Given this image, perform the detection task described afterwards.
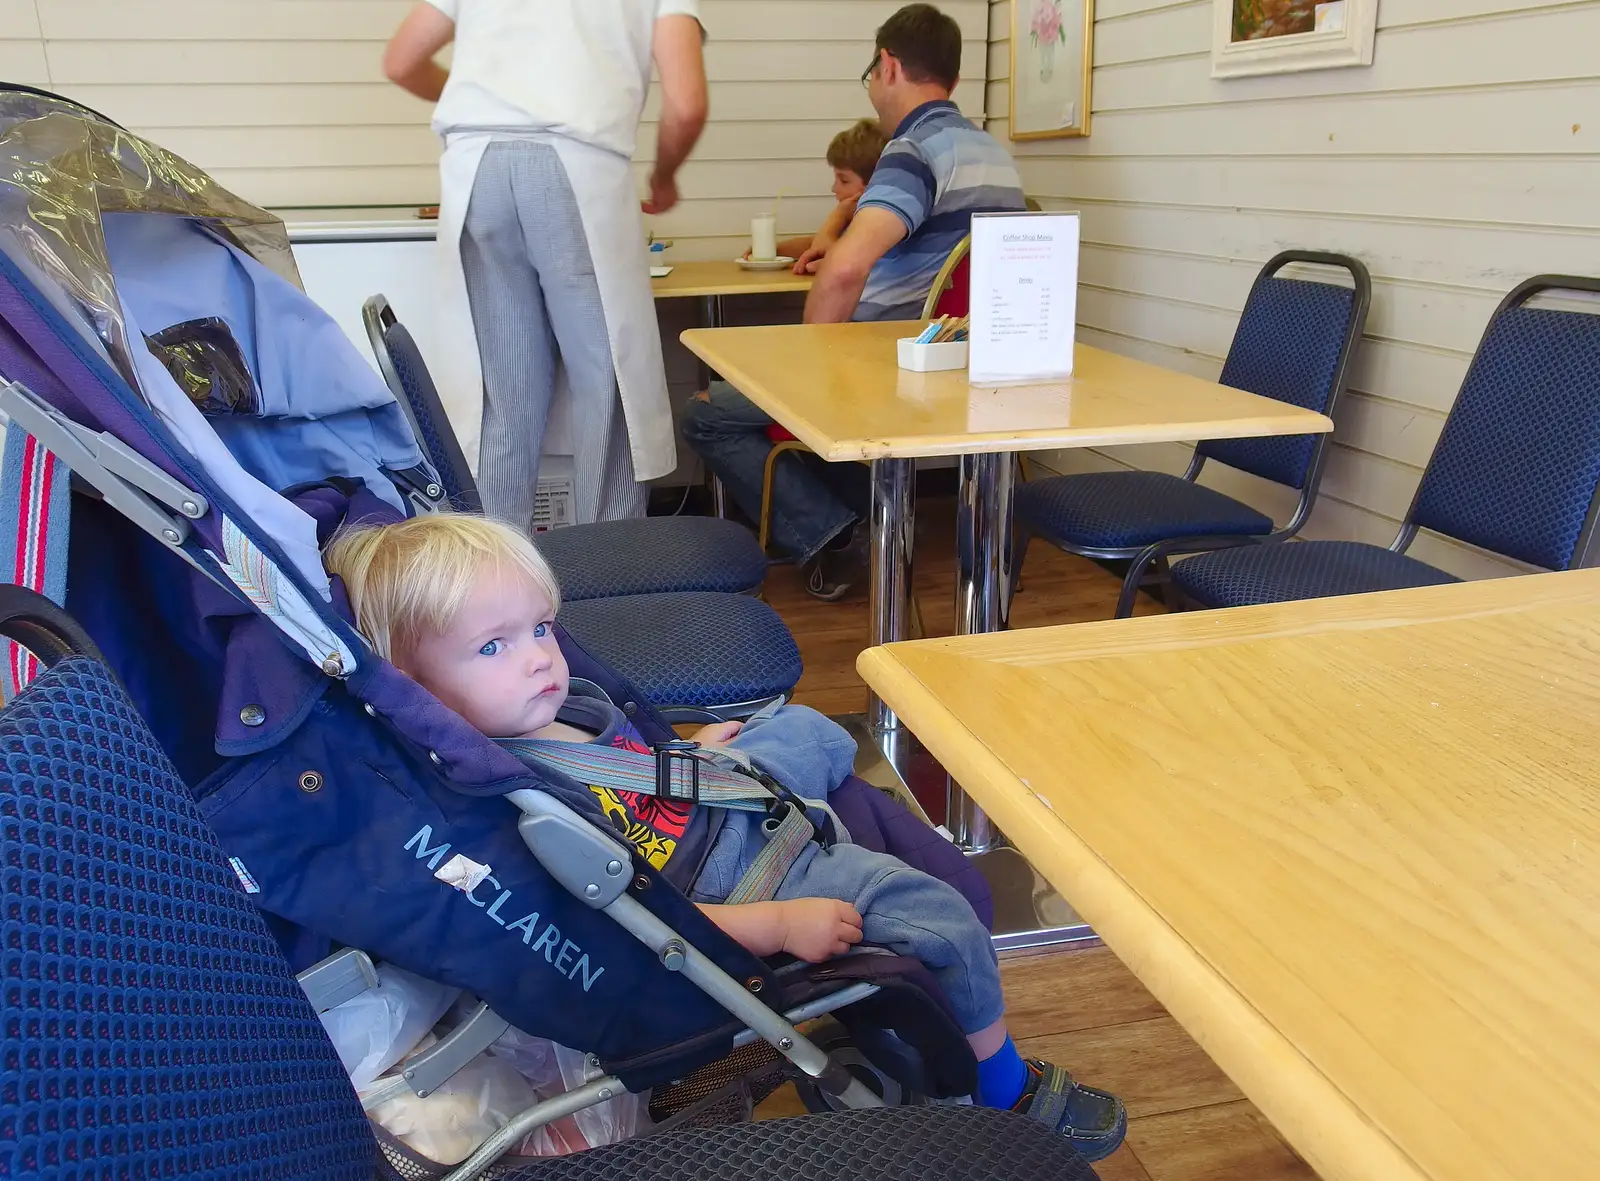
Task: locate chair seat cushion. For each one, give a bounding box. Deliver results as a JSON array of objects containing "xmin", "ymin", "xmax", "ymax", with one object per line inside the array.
[
  {"xmin": 1172, "ymin": 540, "xmax": 1461, "ymax": 608},
  {"xmin": 1016, "ymin": 471, "xmax": 1274, "ymax": 551},
  {"xmin": 497, "ymin": 1106, "xmax": 1096, "ymax": 1181},
  {"xmin": 536, "ymin": 517, "xmax": 769, "ymax": 601},
  {"xmin": 557, "ymin": 591, "xmax": 802, "ymax": 708}
]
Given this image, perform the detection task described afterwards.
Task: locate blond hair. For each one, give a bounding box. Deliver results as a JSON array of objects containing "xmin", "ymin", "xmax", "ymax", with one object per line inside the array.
[
  {"xmin": 826, "ymin": 118, "xmax": 887, "ymax": 182},
  {"xmin": 324, "ymin": 513, "xmax": 561, "ymax": 663}
]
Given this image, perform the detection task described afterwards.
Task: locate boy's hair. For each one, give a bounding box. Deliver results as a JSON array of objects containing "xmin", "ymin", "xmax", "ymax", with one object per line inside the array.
[
  {"xmin": 324, "ymin": 513, "xmax": 561, "ymax": 664},
  {"xmin": 875, "ymin": 3, "xmax": 962, "ymax": 91},
  {"xmin": 826, "ymin": 119, "xmax": 888, "ymax": 181}
]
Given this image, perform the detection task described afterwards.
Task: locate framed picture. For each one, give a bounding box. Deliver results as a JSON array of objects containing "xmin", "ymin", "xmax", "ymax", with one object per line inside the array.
[
  {"xmin": 1009, "ymin": 0, "xmax": 1094, "ymax": 140},
  {"xmin": 1212, "ymin": 0, "xmax": 1379, "ymax": 79}
]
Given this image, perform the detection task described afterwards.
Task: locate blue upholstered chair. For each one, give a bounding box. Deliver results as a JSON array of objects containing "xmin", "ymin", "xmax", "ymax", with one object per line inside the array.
[
  {"xmin": 361, "ymin": 295, "xmax": 769, "ymax": 601},
  {"xmin": 0, "ymin": 586, "xmax": 1095, "ymax": 1181},
  {"xmin": 1170, "ymin": 274, "xmax": 1600, "ymax": 609},
  {"xmin": 360, "ymin": 296, "xmax": 798, "ymax": 717},
  {"xmin": 1012, "ymin": 252, "xmax": 1370, "ymax": 618}
]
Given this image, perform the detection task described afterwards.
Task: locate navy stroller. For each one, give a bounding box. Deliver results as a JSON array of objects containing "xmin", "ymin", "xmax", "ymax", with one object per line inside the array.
[
  {"xmin": 0, "ymin": 85, "xmax": 1082, "ymax": 1178},
  {"xmin": 0, "ymin": 582, "xmax": 1099, "ymax": 1180}
]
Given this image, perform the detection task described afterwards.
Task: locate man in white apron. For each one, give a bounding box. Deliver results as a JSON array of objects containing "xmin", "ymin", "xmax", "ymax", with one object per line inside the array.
[{"xmin": 382, "ymin": 0, "xmax": 708, "ymax": 525}]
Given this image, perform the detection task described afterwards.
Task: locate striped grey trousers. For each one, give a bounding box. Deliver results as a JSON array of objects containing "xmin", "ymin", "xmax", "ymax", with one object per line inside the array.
[{"xmin": 460, "ymin": 139, "xmax": 648, "ymax": 527}]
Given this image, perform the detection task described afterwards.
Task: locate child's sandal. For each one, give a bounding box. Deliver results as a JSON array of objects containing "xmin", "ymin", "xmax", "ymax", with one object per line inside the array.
[{"xmin": 1011, "ymin": 1059, "xmax": 1128, "ymax": 1163}]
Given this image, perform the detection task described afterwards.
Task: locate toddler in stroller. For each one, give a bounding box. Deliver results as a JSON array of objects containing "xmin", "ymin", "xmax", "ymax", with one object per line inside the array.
[{"xmin": 325, "ymin": 511, "xmax": 1127, "ymax": 1161}]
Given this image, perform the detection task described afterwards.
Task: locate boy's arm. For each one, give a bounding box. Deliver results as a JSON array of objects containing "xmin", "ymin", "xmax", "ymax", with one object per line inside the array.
[
  {"xmin": 771, "ymin": 235, "xmax": 814, "ymax": 260},
  {"xmin": 382, "ymin": 2, "xmax": 454, "ymax": 101},
  {"xmin": 793, "ymin": 197, "xmax": 859, "ymax": 273},
  {"xmin": 697, "ymin": 898, "xmax": 863, "ymax": 961}
]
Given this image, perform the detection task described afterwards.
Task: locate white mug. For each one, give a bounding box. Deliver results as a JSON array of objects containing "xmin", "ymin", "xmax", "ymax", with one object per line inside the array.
[{"xmin": 750, "ymin": 214, "xmax": 778, "ymax": 261}]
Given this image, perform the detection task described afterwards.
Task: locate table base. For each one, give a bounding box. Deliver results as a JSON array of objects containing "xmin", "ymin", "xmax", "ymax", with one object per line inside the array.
[{"xmin": 840, "ymin": 713, "xmax": 1096, "ymax": 953}]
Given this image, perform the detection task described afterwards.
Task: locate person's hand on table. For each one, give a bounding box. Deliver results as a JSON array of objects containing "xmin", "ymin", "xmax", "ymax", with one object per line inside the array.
[
  {"xmin": 794, "ymin": 246, "xmax": 825, "ymax": 274},
  {"xmin": 642, "ymin": 171, "xmax": 679, "ymax": 215}
]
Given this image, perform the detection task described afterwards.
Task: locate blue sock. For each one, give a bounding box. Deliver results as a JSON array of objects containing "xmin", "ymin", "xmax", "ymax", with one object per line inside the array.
[{"xmin": 974, "ymin": 1035, "xmax": 1029, "ymax": 1108}]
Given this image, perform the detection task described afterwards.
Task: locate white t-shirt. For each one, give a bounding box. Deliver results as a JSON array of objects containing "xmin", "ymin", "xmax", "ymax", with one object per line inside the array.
[{"xmin": 424, "ymin": 0, "xmax": 702, "ymax": 158}]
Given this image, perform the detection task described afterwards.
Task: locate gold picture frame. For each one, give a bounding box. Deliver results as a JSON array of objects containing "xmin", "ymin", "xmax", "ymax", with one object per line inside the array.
[{"xmin": 1009, "ymin": 0, "xmax": 1094, "ymax": 141}]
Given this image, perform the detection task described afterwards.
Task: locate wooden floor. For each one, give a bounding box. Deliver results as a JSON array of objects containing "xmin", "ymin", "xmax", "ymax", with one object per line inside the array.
[{"xmin": 749, "ymin": 498, "xmax": 1317, "ymax": 1180}]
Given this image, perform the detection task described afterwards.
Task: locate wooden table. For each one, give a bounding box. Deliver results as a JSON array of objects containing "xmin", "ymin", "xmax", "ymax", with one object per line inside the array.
[
  {"xmin": 858, "ymin": 569, "xmax": 1600, "ymax": 1181},
  {"xmin": 654, "ymin": 262, "xmax": 814, "ymax": 516},
  {"xmin": 682, "ymin": 319, "xmax": 1333, "ymax": 847},
  {"xmin": 650, "ymin": 260, "xmax": 813, "ymax": 302}
]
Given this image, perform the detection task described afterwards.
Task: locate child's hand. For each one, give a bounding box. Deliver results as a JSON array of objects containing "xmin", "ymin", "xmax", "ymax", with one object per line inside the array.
[
  {"xmin": 777, "ymin": 898, "xmax": 863, "ymax": 962},
  {"xmin": 692, "ymin": 720, "xmax": 744, "ymax": 748},
  {"xmin": 794, "ymin": 246, "xmax": 825, "ymax": 274}
]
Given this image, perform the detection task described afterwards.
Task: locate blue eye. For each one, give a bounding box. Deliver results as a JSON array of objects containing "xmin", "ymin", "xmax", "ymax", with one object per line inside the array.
[
  {"xmin": 478, "ymin": 639, "xmax": 503, "ymax": 657},
  {"xmin": 534, "ymin": 622, "xmax": 550, "ymax": 638}
]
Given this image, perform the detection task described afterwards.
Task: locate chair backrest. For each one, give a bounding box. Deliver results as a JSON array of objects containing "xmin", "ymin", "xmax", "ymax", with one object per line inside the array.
[
  {"xmin": 920, "ymin": 234, "xmax": 971, "ymax": 320},
  {"xmin": 1197, "ymin": 251, "xmax": 1371, "ymax": 493},
  {"xmin": 1403, "ymin": 275, "xmax": 1600, "ymax": 570},
  {"xmin": 361, "ymin": 295, "xmax": 482, "ymax": 512},
  {"xmin": 0, "ymin": 586, "xmax": 376, "ymax": 1179}
]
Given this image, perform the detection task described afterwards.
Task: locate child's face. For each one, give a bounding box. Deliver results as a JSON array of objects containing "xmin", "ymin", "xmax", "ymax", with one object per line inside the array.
[
  {"xmin": 400, "ymin": 563, "xmax": 570, "ymax": 740},
  {"xmin": 832, "ymin": 168, "xmax": 867, "ymax": 203}
]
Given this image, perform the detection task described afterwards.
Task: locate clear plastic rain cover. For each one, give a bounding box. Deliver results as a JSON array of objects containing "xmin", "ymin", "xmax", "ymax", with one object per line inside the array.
[{"xmin": 0, "ymin": 83, "xmax": 301, "ymax": 400}]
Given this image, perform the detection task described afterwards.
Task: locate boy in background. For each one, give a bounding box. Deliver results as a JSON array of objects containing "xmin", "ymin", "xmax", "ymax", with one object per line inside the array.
[{"xmin": 748, "ymin": 119, "xmax": 888, "ymax": 274}]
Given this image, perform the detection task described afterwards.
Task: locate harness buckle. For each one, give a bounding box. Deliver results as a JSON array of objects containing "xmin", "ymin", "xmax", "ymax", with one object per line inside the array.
[
  {"xmin": 653, "ymin": 740, "xmax": 702, "ymax": 804},
  {"xmin": 756, "ymin": 771, "xmax": 836, "ymax": 848}
]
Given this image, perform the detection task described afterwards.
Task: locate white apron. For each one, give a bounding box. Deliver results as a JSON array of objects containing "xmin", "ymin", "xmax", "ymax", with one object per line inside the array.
[{"xmin": 432, "ymin": 130, "xmax": 677, "ymax": 483}]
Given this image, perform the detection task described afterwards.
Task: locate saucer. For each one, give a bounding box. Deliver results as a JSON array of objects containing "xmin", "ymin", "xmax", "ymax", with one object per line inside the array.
[{"xmin": 737, "ymin": 256, "xmax": 796, "ymax": 271}]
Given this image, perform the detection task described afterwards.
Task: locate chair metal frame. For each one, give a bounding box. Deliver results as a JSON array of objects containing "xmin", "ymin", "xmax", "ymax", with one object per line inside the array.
[
  {"xmin": 1010, "ymin": 250, "xmax": 1373, "ymax": 619},
  {"xmin": 1156, "ymin": 273, "xmax": 1600, "ymax": 611},
  {"xmin": 358, "ymin": 295, "xmax": 795, "ymax": 721},
  {"xmin": 362, "ymin": 294, "xmax": 482, "ymax": 512},
  {"xmin": 754, "ymin": 235, "xmax": 974, "ymax": 555}
]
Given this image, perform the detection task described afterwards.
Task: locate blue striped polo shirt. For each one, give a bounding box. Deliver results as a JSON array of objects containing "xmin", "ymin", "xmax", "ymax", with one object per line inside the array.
[{"xmin": 855, "ymin": 100, "xmax": 1026, "ymax": 321}]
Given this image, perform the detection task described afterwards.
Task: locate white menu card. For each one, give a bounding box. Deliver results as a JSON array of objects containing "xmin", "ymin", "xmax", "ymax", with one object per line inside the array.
[{"xmin": 967, "ymin": 211, "xmax": 1080, "ymax": 385}]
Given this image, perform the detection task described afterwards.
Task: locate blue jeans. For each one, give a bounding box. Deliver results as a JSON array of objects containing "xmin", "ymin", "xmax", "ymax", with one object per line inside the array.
[
  {"xmin": 695, "ymin": 704, "xmax": 1002, "ymax": 1034},
  {"xmin": 691, "ymin": 813, "xmax": 1004, "ymax": 1034},
  {"xmin": 681, "ymin": 382, "xmax": 867, "ymax": 562}
]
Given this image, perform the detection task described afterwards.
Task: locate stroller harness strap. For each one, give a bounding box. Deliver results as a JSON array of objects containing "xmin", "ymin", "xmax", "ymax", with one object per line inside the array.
[
  {"xmin": 502, "ymin": 736, "xmax": 777, "ymax": 813},
  {"xmin": 502, "ymin": 737, "xmax": 822, "ymax": 904},
  {"xmin": 723, "ymin": 803, "xmax": 816, "ymax": 906}
]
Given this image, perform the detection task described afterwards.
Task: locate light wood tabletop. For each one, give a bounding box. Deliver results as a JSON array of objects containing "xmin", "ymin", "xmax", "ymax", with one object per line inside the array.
[
  {"xmin": 651, "ymin": 260, "xmax": 813, "ymax": 300},
  {"xmin": 680, "ymin": 320, "xmax": 1332, "ymax": 460},
  {"xmin": 858, "ymin": 569, "xmax": 1600, "ymax": 1181}
]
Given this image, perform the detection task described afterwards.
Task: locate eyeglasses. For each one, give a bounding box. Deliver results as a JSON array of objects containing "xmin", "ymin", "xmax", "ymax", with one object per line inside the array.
[{"xmin": 861, "ymin": 51, "xmax": 880, "ymax": 88}]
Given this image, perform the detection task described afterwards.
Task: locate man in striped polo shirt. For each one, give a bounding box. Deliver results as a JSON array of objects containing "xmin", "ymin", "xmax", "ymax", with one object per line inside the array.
[{"xmin": 683, "ymin": 3, "xmax": 1026, "ymax": 600}]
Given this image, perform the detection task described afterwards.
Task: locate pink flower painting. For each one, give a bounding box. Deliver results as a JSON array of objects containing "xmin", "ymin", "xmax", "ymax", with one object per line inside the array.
[{"xmin": 1028, "ymin": 0, "xmax": 1067, "ymax": 81}]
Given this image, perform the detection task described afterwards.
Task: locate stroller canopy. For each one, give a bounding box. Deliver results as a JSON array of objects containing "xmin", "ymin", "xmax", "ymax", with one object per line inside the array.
[
  {"xmin": 0, "ymin": 83, "xmax": 426, "ymax": 607},
  {"xmin": 0, "ymin": 83, "xmax": 299, "ymax": 390}
]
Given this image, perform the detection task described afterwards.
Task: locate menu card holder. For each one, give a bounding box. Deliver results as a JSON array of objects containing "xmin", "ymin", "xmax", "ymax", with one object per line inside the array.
[{"xmin": 968, "ymin": 211, "xmax": 1080, "ymax": 386}]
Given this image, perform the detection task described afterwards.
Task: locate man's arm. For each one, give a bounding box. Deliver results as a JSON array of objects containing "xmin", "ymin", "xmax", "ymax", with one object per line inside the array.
[
  {"xmin": 802, "ymin": 206, "xmax": 908, "ymax": 323},
  {"xmin": 382, "ymin": 3, "xmax": 454, "ymax": 101},
  {"xmin": 645, "ymin": 14, "xmax": 710, "ymax": 215}
]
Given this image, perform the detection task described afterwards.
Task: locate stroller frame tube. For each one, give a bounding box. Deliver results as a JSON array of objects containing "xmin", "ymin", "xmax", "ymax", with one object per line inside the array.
[
  {"xmin": 440, "ymin": 1073, "xmax": 630, "ymax": 1181},
  {"xmin": 602, "ymin": 891, "xmax": 884, "ymax": 1110},
  {"xmin": 430, "ymin": 976, "xmax": 887, "ymax": 1181}
]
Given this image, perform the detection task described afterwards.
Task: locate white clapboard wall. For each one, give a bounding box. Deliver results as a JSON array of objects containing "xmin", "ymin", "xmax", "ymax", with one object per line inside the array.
[
  {"xmin": 9, "ymin": 0, "xmax": 988, "ymax": 261},
  {"xmin": 988, "ymin": 0, "xmax": 1600, "ymax": 580}
]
